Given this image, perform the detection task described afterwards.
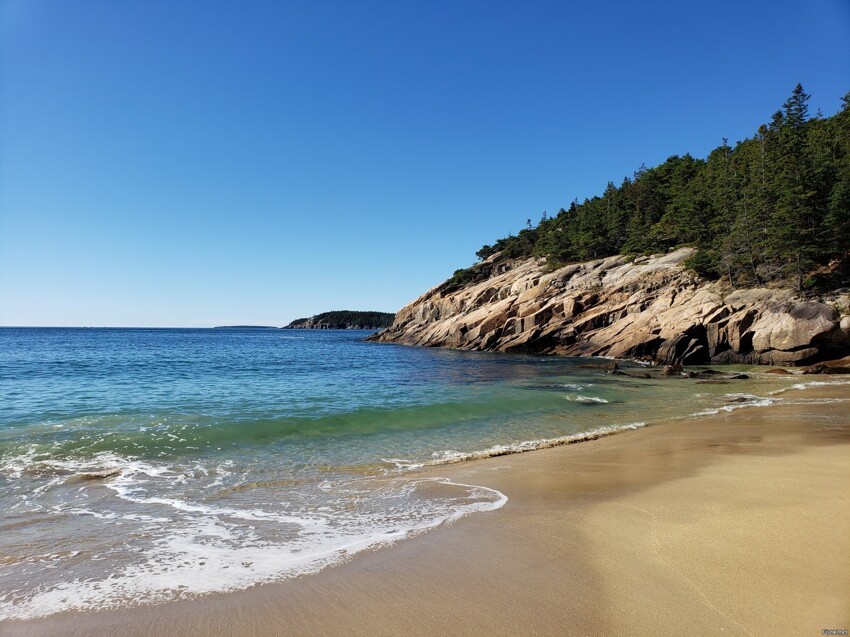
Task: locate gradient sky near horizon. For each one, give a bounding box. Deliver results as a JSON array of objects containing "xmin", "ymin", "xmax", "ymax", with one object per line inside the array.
[{"xmin": 1, "ymin": 1, "xmax": 849, "ymax": 327}]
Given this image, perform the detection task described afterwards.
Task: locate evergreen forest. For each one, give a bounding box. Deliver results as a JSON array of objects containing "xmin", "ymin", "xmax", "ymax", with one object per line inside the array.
[{"xmin": 464, "ymin": 85, "xmax": 850, "ymax": 292}]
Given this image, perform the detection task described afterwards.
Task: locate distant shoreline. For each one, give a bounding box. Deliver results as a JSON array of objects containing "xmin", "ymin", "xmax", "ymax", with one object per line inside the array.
[{"xmin": 285, "ymin": 310, "xmax": 395, "ymax": 330}]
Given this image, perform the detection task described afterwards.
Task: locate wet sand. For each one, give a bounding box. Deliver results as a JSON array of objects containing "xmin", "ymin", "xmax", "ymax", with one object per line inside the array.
[{"xmin": 5, "ymin": 385, "xmax": 850, "ymax": 636}]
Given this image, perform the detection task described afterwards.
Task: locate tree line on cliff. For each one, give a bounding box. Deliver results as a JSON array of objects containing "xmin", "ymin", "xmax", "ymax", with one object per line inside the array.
[{"xmin": 467, "ymin": 85, "xmax": 849, "ymax": 292}]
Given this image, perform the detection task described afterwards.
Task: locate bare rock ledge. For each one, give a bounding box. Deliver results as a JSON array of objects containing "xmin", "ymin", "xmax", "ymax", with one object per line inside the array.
[{"xmin": 368, "ymin": 248, "xmax": 850, "ymax": 366}]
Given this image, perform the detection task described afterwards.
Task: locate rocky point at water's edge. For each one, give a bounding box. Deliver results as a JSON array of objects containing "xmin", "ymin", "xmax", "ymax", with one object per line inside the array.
[{"xmin": 368, "ymin": 248, "xmax": 850, "ymax": 366}]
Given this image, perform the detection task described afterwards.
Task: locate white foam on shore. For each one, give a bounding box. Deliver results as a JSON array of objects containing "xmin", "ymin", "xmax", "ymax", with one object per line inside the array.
[
  {"xmin": 0, "ymin": 449, "xmax": 164, "ymax": 482},
  {"xmin": 768, "ymin": 379, "xmax": 850, "ymax": 395},
  {"xmin": 381, "ymin": 457, "xmax": 426, "ymax": 471},
  {"xmin": 423, "ymin": 422, "xmax": 647, "ymax": 466},
  {"xmin": 381, "ymin": 421, "xmax": 648, "ymax": 472},
  {"xmin": 0, "ymin": 473, "xmax": 506, "ymax": 621},
  {"xmin": 564, "ymin": 394, "xmax": 609, "ymax": 404},
  {"xmin": 690, "ymin": 396, "xmax": 777, "ymax": 417},
  {"xmin": 689, "ymin": 380, "xmax": 850, "ymax": 417}
]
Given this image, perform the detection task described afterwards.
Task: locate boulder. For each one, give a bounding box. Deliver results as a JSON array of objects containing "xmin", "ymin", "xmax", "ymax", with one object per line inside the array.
[
  {"xmin": 802, "ymin": 356, "xmax": 850, "ymax": 374},
  {"xmin": 802, "ymin": 363, "xmax": 850, "ymax": 375},
  {"xmin": 750, "ymin": 303, "xmax": 839, "ymax": 353}
]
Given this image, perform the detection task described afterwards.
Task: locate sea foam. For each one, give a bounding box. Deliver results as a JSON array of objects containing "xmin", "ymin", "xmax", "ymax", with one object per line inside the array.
[
  {"xmin": 425, "ymin": 422, "xmax": 647, "ymax": 465},
  {"xmin": 564, "ymin": 394, "xmax": 610, "ymax": 404},
  {"xmin": 0, "ymin": 467, "xmax": 506, "ymax": 621},
  {"xmin": 768, "ymin": 379, "xmax": 850, "ymax": 395}
]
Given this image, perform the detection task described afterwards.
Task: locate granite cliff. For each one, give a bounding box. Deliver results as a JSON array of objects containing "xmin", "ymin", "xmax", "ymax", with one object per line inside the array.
[{"xmin": 368, "ymin": 248, "xmax": 850, "ymax": 366}]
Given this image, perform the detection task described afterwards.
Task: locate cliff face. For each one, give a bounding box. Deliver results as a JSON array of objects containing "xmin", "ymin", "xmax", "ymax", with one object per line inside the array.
[{"xmin": 369, "ymin": 248, "xmax": 850, "ymax": 365}]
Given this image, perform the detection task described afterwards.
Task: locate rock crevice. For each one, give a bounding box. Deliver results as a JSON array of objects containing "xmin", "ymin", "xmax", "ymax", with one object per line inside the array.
[{"xmin": 369, "ymin": 248, "xmax": 850, "ymax": 365}]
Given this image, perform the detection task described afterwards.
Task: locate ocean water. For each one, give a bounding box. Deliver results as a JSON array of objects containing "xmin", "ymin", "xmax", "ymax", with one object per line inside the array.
[{"xmin": 0, "ymin": 327, "xmax": 842, "ymax": 620}]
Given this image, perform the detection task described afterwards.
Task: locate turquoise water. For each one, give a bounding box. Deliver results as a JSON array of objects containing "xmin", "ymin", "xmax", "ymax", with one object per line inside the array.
[{"xmin": 0, "ymin": 327, "xmax": 830, "ymax": 619}]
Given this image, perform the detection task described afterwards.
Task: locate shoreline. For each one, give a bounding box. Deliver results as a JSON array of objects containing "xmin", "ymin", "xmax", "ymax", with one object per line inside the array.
[
  {"xmin": 386, "ymin": 375, "xmax": 849, "ymax": 471},
  {"xmin": 4, "ymin": 382, "xmax": 849, "ymax": 636}
]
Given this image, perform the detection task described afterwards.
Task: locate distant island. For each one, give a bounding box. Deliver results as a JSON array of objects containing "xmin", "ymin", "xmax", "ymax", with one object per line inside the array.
[
  {"xmin": 284, "ymin": 311, "xmax": 395, "ymax": 330},
  {"xmin": 213, "ymin": 325, "xmax": 278, "ymax": 329}
]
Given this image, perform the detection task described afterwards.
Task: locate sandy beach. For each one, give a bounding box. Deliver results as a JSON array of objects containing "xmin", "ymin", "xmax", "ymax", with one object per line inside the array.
[{"xmin": 5, "ymin": 383, "xmax": 849, "ymax": 637}]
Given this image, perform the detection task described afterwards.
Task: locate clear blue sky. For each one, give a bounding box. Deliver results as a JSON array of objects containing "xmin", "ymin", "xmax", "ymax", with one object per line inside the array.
[{"xmin": 1, "ymin": 0, "xmax": 848, "ymax": 327}]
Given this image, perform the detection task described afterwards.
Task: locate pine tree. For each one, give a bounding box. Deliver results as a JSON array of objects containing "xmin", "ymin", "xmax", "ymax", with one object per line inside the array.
[
  {"xmin": 823, "ymin": 92, "xmax": 850, "ymax": 257},
  {"xmin": 768, "ymin": 85, "xmax": 819, "ymax": 291}
]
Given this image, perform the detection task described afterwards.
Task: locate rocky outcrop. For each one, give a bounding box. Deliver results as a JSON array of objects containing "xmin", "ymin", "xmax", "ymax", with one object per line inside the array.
[
  {"xmin": 286, "ymin": 319, "xmax": 373, "ymax": 330},
  {"xmin": 802, "ymin": 355, "xmax": 850, "ymax": 374},
  {"xmin": 285, "ymin": 311, "xmax": 395, "ymax": 330},
  {"xmin": 368, "ymin": 248, "xmax": 850, "ymax": 366}
]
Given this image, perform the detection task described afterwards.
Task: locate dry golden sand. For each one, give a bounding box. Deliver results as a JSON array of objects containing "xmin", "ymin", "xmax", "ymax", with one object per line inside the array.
[{"xmin": 5, "ymin": 385, "xmax": 850, "ymax": 637}]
